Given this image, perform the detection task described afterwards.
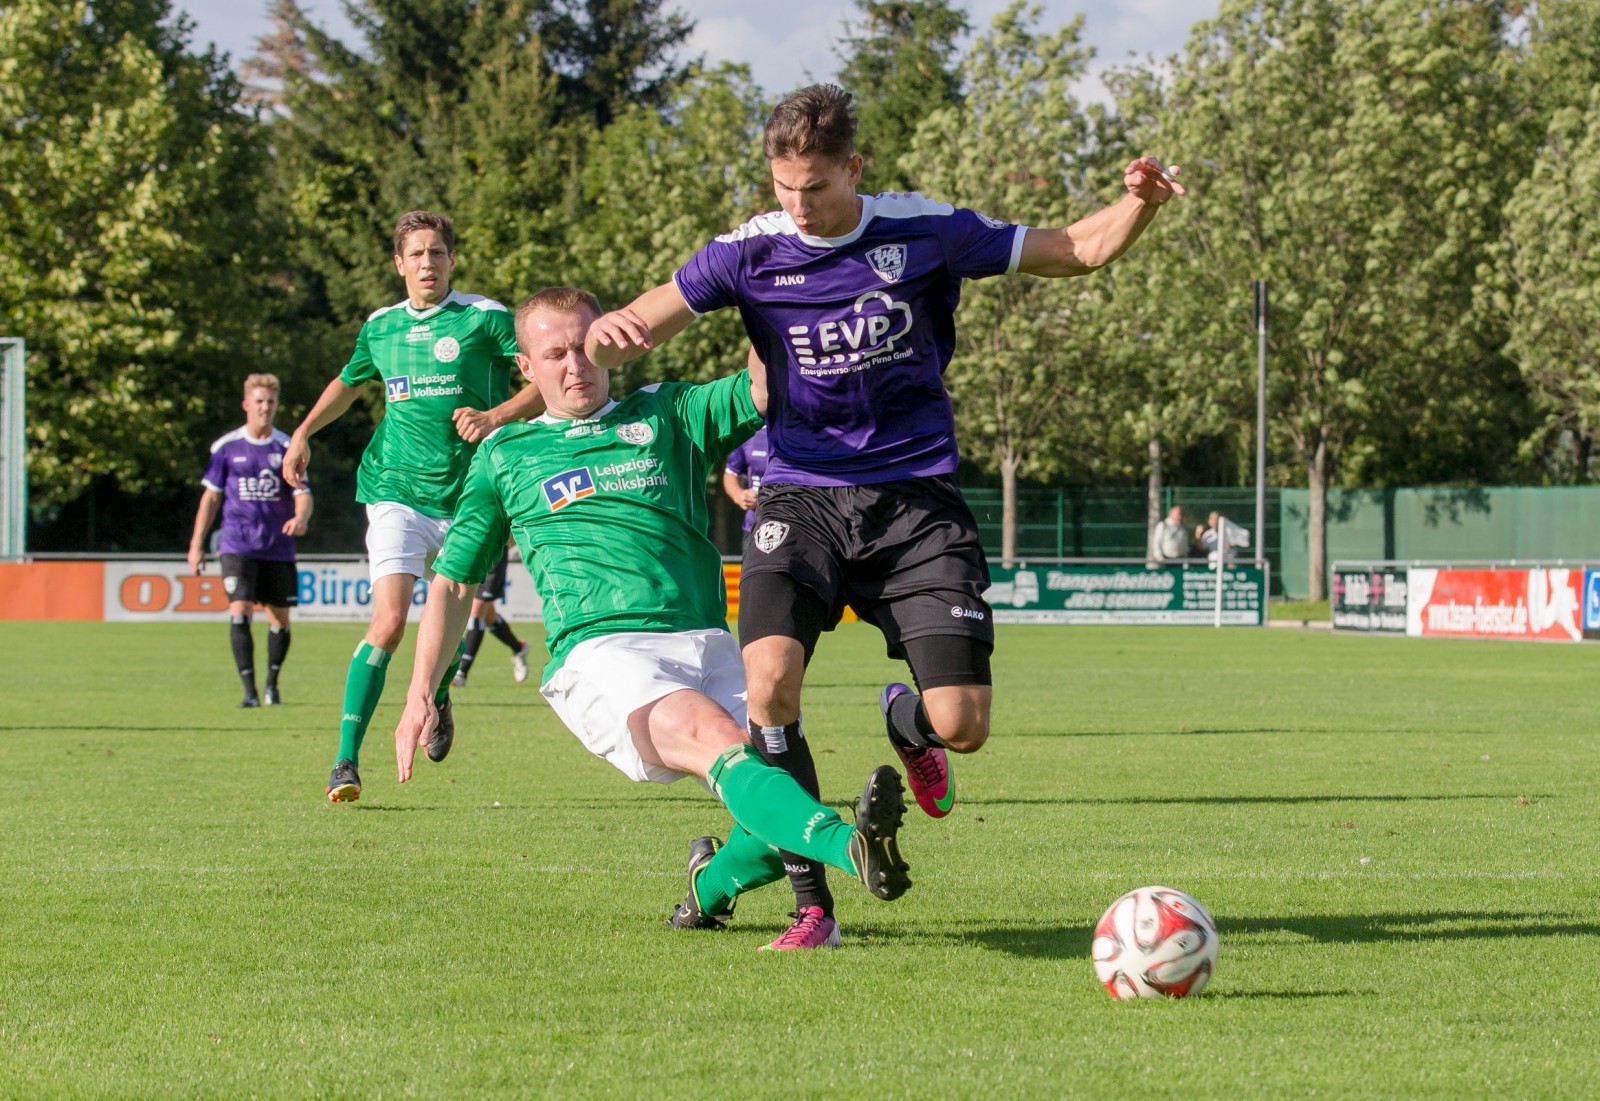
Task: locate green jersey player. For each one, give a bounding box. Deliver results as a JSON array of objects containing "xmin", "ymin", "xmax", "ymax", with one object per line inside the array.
[
  {"xmin": 282, "ymin": 210, "xmax": 545, "ymax": 803},
  {"xmin": 392, "ymin": 287, "xmax": 913, "ymax": 941}
]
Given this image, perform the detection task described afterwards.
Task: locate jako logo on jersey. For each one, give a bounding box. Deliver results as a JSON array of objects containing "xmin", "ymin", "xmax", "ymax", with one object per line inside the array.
[
  {"xmin": 787, "ymin": 288, "xmax": 914, "ymax": 371},
  {"xmin": 542, "ymin": 467, "xmax": 596, "ymax": 510},
  {"xmin": 433, "ymin": 337, "xmax": 461, "ymax": 363},
  {"xmin": 385, "ymin": 376, "xmax": 412, "ymax": 402},
  {"xmin": 950, "ymin": 605, "xmax": 987, "ymax": 621},
  {"xmin": 866, "ymin": 243, "xmax": 907, "ymax": 284},
  {"xmin": 774, "ymin": 274, "xmax": 806, "ymax": 286}
]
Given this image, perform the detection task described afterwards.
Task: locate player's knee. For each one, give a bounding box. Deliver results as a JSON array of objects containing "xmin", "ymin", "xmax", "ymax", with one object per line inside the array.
[
  {"xmin": 366, "ymin": 614, "xmax": 406, "ymax": 652},
  {"xmin": 940, "ymin": 719, "xmax": 989, "ymax": 754},
  {"xmin": 742, "ymin": 644, "xmax": 803, "ymax": 721},
  {"xmin": 923, "ymin": 692, "xmax": 990, "ymax": 753}
]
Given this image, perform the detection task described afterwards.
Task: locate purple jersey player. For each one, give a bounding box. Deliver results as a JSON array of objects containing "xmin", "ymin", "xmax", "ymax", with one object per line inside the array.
[
  {"xmin": 188, "ymin": 373, "xmax": 313, "ymax": 708},
  {"xmin": 721, "ymin": 425, "xmax": 770, "ymax": 539},
  {"xmin": 585, "ymin": 83, "xmax": 1185, "ymax": 950}
]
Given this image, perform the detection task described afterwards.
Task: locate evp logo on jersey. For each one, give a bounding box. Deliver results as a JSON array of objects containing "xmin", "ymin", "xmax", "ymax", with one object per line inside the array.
[
  {"xmin": 385, "ymin": 376, "xmax": 412, "ymax": 402},
  {"xmin": 542, "ymin": 467, "xmax": 596, "ymax": 510}
]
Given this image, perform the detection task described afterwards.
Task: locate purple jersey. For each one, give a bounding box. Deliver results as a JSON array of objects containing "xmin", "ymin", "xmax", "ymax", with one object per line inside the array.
[
  {"xmin": 201, "ymin": 427, "xmax": 305, "ymax": 561},
  {"xmin": 725, "ymin": 425, "xmax": 771, "ymax": 531},
  {"xmin": 674, "ymin": 193, "xmax": 1026, "ymax": 486}
]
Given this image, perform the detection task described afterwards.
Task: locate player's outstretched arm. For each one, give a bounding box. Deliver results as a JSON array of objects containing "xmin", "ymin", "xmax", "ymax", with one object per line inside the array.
[
  {"xmin": 284, "ymin": 378, "xmax": 362, "ymax": 488},
  {"xmin": 187, "ymin": 489, "xmax": 223, "ymax": 573},
  {"xmin": 584, "ymin": 281, "xmax": 697, "ymax": 369},
  {"xmin": 1017, "ymin": 157, "xmax": 1186, "ymax": 279},
  {"xmin": 395, "ymin": 575, "xmax": 474, "ymax": 783}
]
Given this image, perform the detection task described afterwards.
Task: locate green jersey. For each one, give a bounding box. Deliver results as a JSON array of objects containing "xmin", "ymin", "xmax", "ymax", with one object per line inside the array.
[
  {"xmin": 434, "ymin": 371, "xmax": 762, "ymax": 681},
  {"xmin": 338, "ymin": 290, "xmax": 520, "ymax": 517}
]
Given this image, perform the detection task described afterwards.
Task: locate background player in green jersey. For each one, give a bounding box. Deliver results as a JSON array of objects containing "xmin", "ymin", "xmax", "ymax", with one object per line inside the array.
[
  {"xmin": 392, "ymin": 287, "xmax": 913, "ymax": 940},
  {"xmin": 281, "ymin": 210, "xmax": 545, "ymax": 802}
]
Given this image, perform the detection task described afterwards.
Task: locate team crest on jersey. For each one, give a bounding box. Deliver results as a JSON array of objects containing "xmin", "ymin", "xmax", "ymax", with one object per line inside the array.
[
  {"xmin": 753, "ymin": 520, "xmax": 789, "ymax": 554},
  {"xmin": 385, "ymin": 376, "xmax": 411, "ymax": 402},
  {"xmin": 268, "ymin": 452, "xmax": 282, "ymax": 469},
  {"xmin": 433, "ymin": 337, "xmax": 461, "ymax": 363},
  {"xmin": 616, "ymin": 422, "xmax": 654, "ymax": 445},
  {"xmin": 542, "ymin": 467, "xmax": 596, "ymax": 510},
  {"xmin": 866, "ymin": 243, "xmax": 907, "ymax": 284}
]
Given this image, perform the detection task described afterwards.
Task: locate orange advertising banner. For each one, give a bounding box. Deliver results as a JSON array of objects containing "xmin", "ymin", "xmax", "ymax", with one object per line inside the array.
[
  {"xmin": 1405, "ymin": 567, "xmax": 1584, "ymax": 642},
  {"xmin": 0, "ymin": 562, "xmax": 106, "ymax": 621}
]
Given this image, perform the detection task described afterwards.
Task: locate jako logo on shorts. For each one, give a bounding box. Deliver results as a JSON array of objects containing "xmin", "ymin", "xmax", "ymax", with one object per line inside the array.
[
  {"xmin": 542, "ymin": 468, "xmax": 596, "ymax": 510},
  {"xmin": 385, "ymin": 376, "xmax": 411, "ymax": 402}
]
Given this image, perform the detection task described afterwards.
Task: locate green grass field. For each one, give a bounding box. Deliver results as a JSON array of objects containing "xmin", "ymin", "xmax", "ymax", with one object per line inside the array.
[{"xmin": 3, "ymin": 621, "xmax": 1598, "ymax": 1098}]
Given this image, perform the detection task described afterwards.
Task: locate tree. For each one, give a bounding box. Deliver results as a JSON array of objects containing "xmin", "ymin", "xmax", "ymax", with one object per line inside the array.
[
  {"xmin": 566, "ymin": 65, "xmax": 769, "ymax": 393},
  {"xmin": 538, "ymin": 0, "xmax": 696, "ymax": 128},
  {"xmin": 835, "ymin": 0, "xmax": 970, "ymax": 194},
  {"xmin": 901, "ymin": 3, "xmax": 1128, "ymax": 561},
  {"xmin": 1113, "ymin": 0, "xmax": 1530, "ymax": 598},
  {"xmin": 1490, "ymin": 87, "xmax": 1600, "ymax": 480},
  {"xmin": 0, "ymin": 0, "xmax": 271, "ymax": 509}
]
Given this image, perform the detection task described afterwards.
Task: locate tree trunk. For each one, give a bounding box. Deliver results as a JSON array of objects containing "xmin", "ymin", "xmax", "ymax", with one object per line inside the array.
[
  {"xmin": 1307, "ymin": 435, "xmax": 1328, "ymax": 602},
  {"xmin": 1146, "ymin": 430, "xmax": 1163, "ymax": 555},
  {"xmin": 1001, "ymin": 451, "xmax": 1019, "ymax": 567}
]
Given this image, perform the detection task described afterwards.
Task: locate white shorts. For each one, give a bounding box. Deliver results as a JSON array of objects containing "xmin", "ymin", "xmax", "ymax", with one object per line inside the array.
[
  {"xmin": 539, "ymin": 628, "xmax": 748, "ymax": 785},
  {"xmin": 365, "ymin": 502, "xmax": 452, "ymax": 582}
]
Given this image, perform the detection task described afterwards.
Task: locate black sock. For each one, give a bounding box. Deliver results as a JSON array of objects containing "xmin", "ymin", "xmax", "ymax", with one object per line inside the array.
[
  {"xmin": 266, "ymin": 625, "xmax": 290, "ymax": 688},
  {"xmin": 747, "ymin": 717, "xmax": 834, "ymax": 916},
  {"xmin": 887, "ymin": 691, "xmax": 947, "ymax": 749},
  {"xmin": 460, "ymin": 617, "xmax": 486, "ymax": 674},
  {"xmin": 488, "ymin": 617, "xmax": 523, "ymax": 653},
  {"xmin": 230, "ymin": 615, "xmax": 256, "ymax": 696}
]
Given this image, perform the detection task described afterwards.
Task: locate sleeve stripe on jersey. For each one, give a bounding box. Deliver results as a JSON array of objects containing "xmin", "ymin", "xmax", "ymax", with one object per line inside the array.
[
  {"xmin": 453, "ymin": 292, "xmax": 509, "ymax": 313},
  {"xmin": 670, "ymin": 270, "xmax": 709, "ymax": 318},
  {"xmin": 1007, "ymin": 226, "xmax": 1028, "ymax": 274},
  {"xmin": 712, "ymin": 210, "xmax": 796, "ymax": 245},
  {"xmin": 201, "ymin": 479, "xmax": 223, "ymax": 492},
  {"xmin": 209, "ymin": 427, "xmax": 246, "ymax": 454}
]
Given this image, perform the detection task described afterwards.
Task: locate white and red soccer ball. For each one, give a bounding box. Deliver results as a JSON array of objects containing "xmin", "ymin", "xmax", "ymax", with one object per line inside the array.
[{"xmin": 1092, "ymin": 886, "xmax": 1218, "ymax": 999}]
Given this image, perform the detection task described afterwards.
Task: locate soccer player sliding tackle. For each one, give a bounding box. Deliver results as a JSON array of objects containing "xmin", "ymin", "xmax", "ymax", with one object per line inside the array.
[{"xmin": 393, "ymin": 287, "xmax": 912, "ymax": 937}]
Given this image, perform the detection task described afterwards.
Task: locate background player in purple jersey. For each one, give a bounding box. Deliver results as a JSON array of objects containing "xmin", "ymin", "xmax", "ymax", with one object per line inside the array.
[
  {"xmin": 188, "ymin": 373, "xmax": 313, "ymax": 708},
  {"xmin": 721, "ymin": 425, "xmax": 769, "ymax": 554},
  {"xmin": 584, "ymin": 83, "xmax": 1185, "ymax": 948}
]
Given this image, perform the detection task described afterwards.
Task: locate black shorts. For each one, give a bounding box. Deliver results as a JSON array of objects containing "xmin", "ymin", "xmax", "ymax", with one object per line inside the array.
[
  {"xmin": 219, "ymin": 555, "xmax": 299, "ymax": 608},
  {"xmin": 476, "ymin": 552, "xmax": 510, "ymax": 602},
  {"xmin": 739, "ymin": 475, "xmax": 994, "ymax": 658}
]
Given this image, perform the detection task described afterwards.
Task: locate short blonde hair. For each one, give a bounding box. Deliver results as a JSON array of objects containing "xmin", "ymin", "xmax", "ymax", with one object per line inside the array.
[
  {"xmin": 514, "ymin": 287, "xmax": 602, "ymax": 349},
  {"xmin": 243, "ymin": 373, "xmax": 280, "ymax": 397}
]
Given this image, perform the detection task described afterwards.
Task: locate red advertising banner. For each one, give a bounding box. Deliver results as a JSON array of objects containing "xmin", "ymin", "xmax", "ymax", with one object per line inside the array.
[{"xmin": 1405, "ymin": 567, "xmax": 1583, "ymax": 642}]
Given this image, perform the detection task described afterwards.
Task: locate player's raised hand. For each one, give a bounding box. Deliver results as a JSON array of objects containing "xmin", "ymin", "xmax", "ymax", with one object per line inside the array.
[
  {"xmin": 1125, "ymin": 157, "xmax": 1186, "ymax": 204},
  {"xmin": 452, "ymin": 406, "xmax": 495, "ymax": 443},
  {"xmin": 394, "ymin": 693, "xmax": 439, "ymax": 783},
  {"xmin": 282, "ymin": 435, "xmax": 311, "ymax": 489},
  {"xmin": 587, "ymin": 307, "xmax": 654, "ymax": 355}
]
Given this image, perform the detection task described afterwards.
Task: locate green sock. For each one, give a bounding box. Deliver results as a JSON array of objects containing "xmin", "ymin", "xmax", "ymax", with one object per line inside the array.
[
  {"xmin": 707, "ymin": 745, "xmax": 857, "ymax": 877},
  {"xmin": 435, "ymin": 639, "xmax": 465, "ymax": 705},
  {"xmin": 335, "ymin": 641, "xmax": 391, "ymax": 768},
  {"xmin": 694, "ymin": 825, "xmax": 788, "ymax": 915}
]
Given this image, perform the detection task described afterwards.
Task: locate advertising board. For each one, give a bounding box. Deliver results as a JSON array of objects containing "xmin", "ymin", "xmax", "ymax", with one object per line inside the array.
[
  {"xmin": 1405, "ymin": 567, "xmax": 1582, "ymax": 642},
  {"xmin": 986, "ymin": 564, "xmax": 1265, "ymax": 625},
  {"xmin": 1331, "ymin": 567, "xmax": 1408, "ymax": 634}
]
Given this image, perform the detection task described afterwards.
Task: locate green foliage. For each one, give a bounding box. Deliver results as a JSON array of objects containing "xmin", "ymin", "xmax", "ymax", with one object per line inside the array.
[
  {"xmin": 1491, "ymin": 87, "xmax": 1600, "ymax": 480},
  {"xmin": 568, "ymin": 65, "xmax": 770, "ymax": 390},
  {"xmin": 835, "ymin": 0, "xmax": 971, "ymax": 193},
  {"xmin": 0, "ymin": 0, "xmax": 270, "ymax": 508}
]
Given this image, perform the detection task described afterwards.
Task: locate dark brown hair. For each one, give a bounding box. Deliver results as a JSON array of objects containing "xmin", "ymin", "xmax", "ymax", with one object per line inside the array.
[
  {"xmin": 763, "ymin": 83, "xmax": 857, "ymax": 162},
  {"xmin": 392, "ymin": 210, "xmax": 455, "ymax": 256}
]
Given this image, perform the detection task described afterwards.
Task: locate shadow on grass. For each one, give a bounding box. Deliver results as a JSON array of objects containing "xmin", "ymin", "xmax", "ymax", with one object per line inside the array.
[
  {"xmin": 1220, "ymin": 911, "xmax": 1600, "ymax": 943},
  {"xmin": 963, "ymin": 793, "xmax": 1533, "ymax": 807},
  {"xmin": 0, "ymin": 725, "xmax": 223, "ymax": 733}
]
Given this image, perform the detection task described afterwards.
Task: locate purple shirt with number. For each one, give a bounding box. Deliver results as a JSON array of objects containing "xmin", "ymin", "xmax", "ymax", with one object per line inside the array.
[
  {"xmin": 201, "ymin": 427, "xmax": 305, "ymax": 561},
  {"xmin": 725, "ymin": 426, "xmax": 771, "ymax": 532},
  {"xmin": 674, "ymin": 193, "xmax": 1026, "ymax": 487}
]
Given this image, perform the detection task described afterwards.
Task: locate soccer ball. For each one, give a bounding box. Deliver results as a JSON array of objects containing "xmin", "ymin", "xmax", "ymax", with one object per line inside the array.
[{"xmin": 1092, "ymin": 886, "xmax": 1218, "ymax": 999}]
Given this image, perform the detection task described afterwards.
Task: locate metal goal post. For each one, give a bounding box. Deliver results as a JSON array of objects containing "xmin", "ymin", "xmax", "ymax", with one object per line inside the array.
[{"xmin": 0, "ymin": 338, "xmax": 25, "ymax": 559}]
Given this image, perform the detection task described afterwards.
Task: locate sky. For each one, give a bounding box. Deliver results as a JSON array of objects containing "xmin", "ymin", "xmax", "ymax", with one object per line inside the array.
[{"xmin": 176, "ymin": 0, "xmax": 1223, "ymax": 106}]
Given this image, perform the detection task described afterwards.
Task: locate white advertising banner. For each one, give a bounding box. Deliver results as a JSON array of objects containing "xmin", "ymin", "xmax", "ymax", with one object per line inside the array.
[{"xmin": 102, "ymin": 558, "xmax": 543, "ymax": 624}]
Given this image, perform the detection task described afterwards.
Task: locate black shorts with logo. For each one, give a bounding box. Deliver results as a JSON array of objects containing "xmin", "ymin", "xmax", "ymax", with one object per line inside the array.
[
  {"xmin": 739, "ymin": 475, "xmax": 994, "ymax": 658},
  {"xmin": 476, "ymin": 552, "xmax": 510, "ymax": 602},
  {"xmin": 220, "ymin": 554, "xmax": 299, "ymax": 608}
]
